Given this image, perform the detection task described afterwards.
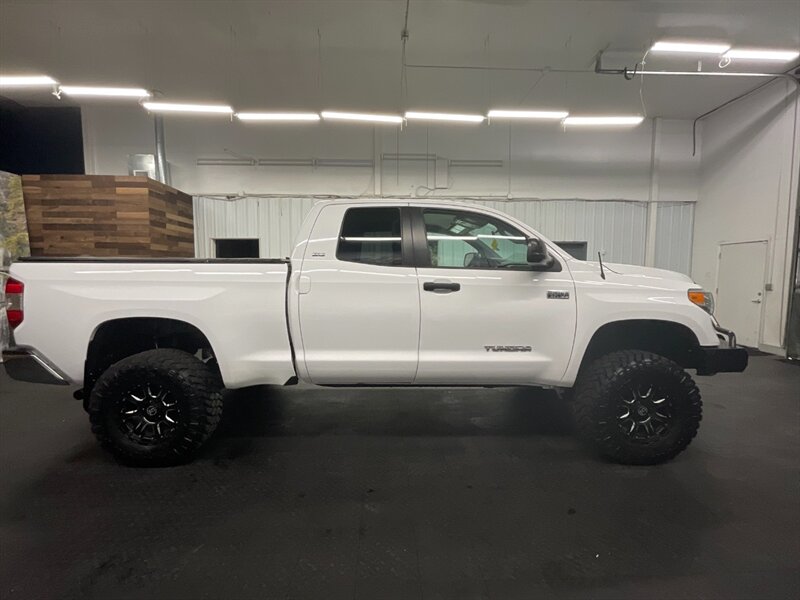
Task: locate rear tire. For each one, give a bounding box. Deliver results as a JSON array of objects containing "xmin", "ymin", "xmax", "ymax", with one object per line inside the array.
[
  {"xmin": 572, "ymin": 350, "xmax": 702, "ymax": 465},
  {"xmin": 88, "ymin": 349, "xmax": 223, "ymax": 467}
]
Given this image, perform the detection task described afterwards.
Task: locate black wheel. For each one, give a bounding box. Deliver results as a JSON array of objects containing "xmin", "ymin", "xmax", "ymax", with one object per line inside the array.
[
  {"xmin": 572, "ymin": 350, "xmax": 702, "ymax": 465},
  {"xmin": 87, "ymin": 349, "xmax": 223, "ymax": 466}
]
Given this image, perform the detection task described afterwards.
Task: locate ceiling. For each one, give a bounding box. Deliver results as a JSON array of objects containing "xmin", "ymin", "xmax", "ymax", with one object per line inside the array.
[{"xmin": 1, "ymin": 0, "xmax": 798, "ymax": 119}]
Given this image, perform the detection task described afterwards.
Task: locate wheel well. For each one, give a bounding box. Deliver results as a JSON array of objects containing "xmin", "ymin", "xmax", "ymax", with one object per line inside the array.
[
  {"xmin": 84, "ymin": 318, "xmax": 218, "ymax": 395},
  {"xmin": 579, "ymin": 320, "xmax": 703, "ymax": 372}
]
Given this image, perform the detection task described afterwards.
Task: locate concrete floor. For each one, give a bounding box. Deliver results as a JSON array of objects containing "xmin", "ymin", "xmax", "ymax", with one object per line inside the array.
[{"xmin": 1, "ymin": 355, "xmax": 798, "ymax": 600}]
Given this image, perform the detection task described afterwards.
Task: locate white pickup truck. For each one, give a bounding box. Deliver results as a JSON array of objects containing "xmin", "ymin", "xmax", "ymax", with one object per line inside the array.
[{"xmin": 3, "ymin": 199, "xmax": 747, "ymax": 466}]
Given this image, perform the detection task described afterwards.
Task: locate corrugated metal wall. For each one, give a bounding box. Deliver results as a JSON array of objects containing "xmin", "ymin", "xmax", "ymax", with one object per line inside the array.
[
  {"xmin": 465, "ymin": 200, "xmax": 648, "ymax": 267},
  {"xmin": 194, "ymin": 196, "xmax": 317, "ymax": 259},
  {"xmin": 194, "ymin": 196, "xmax": 694, "ymax": 273},
  {"xmin": 654, "ymin": 202, "xmax": 694, "ymax": 275}
]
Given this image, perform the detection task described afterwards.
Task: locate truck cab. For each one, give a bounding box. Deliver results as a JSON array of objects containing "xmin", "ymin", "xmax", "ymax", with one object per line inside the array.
[{"xmin": 290, "ymin": 200, "xmax": 575, "ymax": 386}]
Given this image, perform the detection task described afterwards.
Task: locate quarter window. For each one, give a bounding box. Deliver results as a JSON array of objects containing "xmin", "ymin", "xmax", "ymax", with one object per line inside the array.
[
  {"xmin": 422, "ymin": 209, "xmax": 530, "ymax": 269},
  {"xmin": 337, "ymin": 207, "xmax": 403, "ymax": 266}
]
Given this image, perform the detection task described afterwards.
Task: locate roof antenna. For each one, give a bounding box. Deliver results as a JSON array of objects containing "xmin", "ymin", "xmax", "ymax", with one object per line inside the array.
[{"xmin": 598, "ymin": 251, "xmax": 606, "ymax": 280}]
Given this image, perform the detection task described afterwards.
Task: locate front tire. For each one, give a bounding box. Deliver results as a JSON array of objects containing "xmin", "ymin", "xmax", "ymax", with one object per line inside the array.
[
  {"xmin": 88, "ymin": 349, "xmax": 223, "ymax": 466},
  {"xmin": 572, "ymin": 350, "xmax": 702, "ymax": 465}
]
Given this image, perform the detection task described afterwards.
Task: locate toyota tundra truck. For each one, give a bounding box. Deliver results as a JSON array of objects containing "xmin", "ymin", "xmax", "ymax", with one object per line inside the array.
[{"xmin": 2, "ymin": 199, "xmax": 748, "ymax": 466}]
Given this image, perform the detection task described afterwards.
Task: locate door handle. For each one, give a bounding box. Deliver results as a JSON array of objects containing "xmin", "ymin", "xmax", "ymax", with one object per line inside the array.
[
  {"xmin": 298, "ymin": 275, "xmax": 311, "ymax": 295},
  {"xmin": 423, "ymin": 281, "xmax": 461, "ymax": 293}
]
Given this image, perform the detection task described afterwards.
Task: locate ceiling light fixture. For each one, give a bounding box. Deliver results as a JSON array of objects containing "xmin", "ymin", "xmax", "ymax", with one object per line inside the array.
[
  {"xmin": 60, "ymin": 86, "xmax": 150, "ymax": 98},
  {"xmin": 488, "ymin": 109, "xmax": 569, "ymax": 120},
  {"xmin": 405, "ymin": 111, "xmax": 485, "ymax": 123},
  {"xmin": 321, "ymin": 111, "xmax": 403, "ymax": 124},
  {"xmin": 650, "ymin": 41, "xmax": 731, "ymax": 54},
  {"xmin": 0, "ymin": 75, "xmax": 58, "ymax": 86},
  {"xmin": 236, "ymin": 112, "xmax": 320, "ymax": 121},
  {"xmin": 563, "ymin": 116, "xmax": 644, "ymax": 126},
  {"xmin": 723, "ymin": 48, "xmax": 800, "ymax": 61},
  {"xmin": 142, "ymin": 101, "xmax": 233, "ymax": 114}
]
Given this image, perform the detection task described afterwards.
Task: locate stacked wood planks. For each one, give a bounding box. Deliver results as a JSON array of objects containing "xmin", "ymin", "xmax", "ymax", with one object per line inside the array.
[{"xmin": 21, "ymin": 175, "xmax": 194, "ymax": 257}]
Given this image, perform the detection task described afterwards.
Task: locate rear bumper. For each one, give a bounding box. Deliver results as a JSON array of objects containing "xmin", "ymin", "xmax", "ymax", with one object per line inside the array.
[{"xmin": 2, "ymin": 347, "xmax": 71, "ymax": 385}]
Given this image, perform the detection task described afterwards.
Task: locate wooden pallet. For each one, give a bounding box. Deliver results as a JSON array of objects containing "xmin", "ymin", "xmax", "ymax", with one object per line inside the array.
[{"xmin": 21, "ymin": 175, "xmax": 194, "ymax": 257}]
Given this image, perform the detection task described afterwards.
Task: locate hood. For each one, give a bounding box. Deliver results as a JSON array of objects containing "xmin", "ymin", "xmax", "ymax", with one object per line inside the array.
[
  {"xmin": 578, "ymin": 260, "xmax": 696, "ymax": 287},
  {"xmin": 603, "ymin": 262, "xmax": 694, "ymax": 284}
]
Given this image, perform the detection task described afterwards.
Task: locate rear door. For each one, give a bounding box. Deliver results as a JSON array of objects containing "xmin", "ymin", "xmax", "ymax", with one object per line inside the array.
[
  {"xmin": 296, "ymin": 203, "xmax": 420, "ymax": 384},
  {"xmin": 411, "ymin": 206, "xmax": 576, "ymax": 385}
]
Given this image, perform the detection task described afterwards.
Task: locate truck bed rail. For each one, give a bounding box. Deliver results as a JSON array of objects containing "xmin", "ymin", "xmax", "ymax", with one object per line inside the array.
[{"xmin": 16, "ymin": 257, "xmax": 289, "ymax": 264}]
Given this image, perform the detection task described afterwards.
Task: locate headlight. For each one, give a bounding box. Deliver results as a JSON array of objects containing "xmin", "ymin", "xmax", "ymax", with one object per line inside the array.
[{"xmin": 688, "ymin": 289, "xmax": 714, "ymax": 315}]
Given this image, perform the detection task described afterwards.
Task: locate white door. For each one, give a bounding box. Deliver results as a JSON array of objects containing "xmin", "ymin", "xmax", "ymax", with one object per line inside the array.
[
  {"xmin": 716, "ymin": 241, "xmax": 767, "ymax": 348},
  {"xmin": 297, "ymin": 204, "xmax": 420, "ymax": 384},
  {"xmin": 413, "ymin": 206, "xmax": 576, "ymax": 386}
]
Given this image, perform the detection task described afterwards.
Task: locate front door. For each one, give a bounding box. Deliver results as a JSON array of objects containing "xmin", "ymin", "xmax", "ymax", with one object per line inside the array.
[
  {"xmin": 412, "ymin": 206, "xmax": 576, "ymax": 386},
  {"xmin": 297, "ymin": 203, "xmax": 420, "ymax": 384}
]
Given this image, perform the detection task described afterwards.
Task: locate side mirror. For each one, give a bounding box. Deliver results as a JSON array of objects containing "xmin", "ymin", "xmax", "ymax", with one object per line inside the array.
[{"xmin": 526, "ymin": 238, "xmax": 548, "ymax": 263}]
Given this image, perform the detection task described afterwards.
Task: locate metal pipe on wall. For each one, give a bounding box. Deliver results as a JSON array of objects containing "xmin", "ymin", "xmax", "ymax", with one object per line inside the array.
[{"xmin": 153, "ymin": 114, "xmax": 170, "ymax": 185}]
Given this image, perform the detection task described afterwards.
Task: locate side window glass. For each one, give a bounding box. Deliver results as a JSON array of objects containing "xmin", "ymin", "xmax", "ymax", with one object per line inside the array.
[
  {"xmin": 337, "ymin": 207, "xmax": 403, "ymax": 266},
  {"xmin": 422, "ymin": 209, "xmax": 529, "ymax": 269}
]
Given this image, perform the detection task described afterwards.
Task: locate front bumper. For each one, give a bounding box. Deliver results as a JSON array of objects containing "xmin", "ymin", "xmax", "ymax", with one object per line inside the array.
[
  {"xmin": 694, "ymin": 322, "xmax": 748, "ymax": 375},
  {"xmin": 2, "ymin": 347, "xmax": 71, "ymax": 385},
  {"xmin": 696, "ymin": 346, "xmax": 749, "ymax": 375}
]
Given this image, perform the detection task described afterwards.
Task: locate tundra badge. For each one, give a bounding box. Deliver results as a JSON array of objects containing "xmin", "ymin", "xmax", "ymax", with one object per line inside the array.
[
  {"xmin": 484, "ymin": 345, "xmax": 532, "ymax": 352},
  {"xmin": 547, "ymin": 290, "xmax": 570, "ymax": 299}
]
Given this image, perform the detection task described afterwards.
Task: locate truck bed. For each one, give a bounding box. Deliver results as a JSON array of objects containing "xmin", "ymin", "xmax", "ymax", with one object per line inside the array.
[{"xmin": 9, "ymin": 257, "xmax": 296, "ymax": 388}]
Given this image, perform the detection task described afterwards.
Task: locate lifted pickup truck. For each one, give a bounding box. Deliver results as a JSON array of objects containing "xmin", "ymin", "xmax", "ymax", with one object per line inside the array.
[{"xmin": 3, "ymin": 199, "xmax": 747, "ymax": 466}]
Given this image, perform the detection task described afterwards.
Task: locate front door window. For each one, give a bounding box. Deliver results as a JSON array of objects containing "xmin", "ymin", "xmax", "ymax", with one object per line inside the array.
[{"xmin": 422, "ymin": 209, "xmax": 529, "ymax": 269}]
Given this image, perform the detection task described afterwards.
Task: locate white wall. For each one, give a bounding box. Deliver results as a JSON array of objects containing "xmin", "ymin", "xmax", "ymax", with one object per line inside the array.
[
  {"xmin": 82, "ymin": 107, "xmax": 699, "ymax": 202},
  {"xmin": 82, "ymin": 107, "xmax": 699, "ymax": 273},
  {"xmin": 693, "ymin": 79, "xmax": 800, "ymax": 352}
]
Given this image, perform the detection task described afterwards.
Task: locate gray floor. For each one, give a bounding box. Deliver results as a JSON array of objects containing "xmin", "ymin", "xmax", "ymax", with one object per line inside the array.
[{"xmin": 1, "ymin": 356, "xmax": 798, "ymax": 600}]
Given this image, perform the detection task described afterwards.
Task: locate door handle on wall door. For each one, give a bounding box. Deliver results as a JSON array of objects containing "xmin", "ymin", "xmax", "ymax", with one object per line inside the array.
[{"xmin": 423, "ymin": 281, "xmax": 461, "ymax": 293}]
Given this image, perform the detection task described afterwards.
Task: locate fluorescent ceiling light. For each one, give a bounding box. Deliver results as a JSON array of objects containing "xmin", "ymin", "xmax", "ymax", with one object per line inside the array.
[
  {"xmin": 563, "ymin": 116, "xmax": 644, "ymax": 126},
  {"xmin": 60, "ymin": 86, "xmax": 150, "ymax": 98},
  {"xmin": 236, "ymin": 112, "xmax": 320, "ymax": 121},
  {"xmin": 650, "ymin": 41, "xmax": 730, "ymax": 54},
  {"xmin": 142, "ymin": 102, "xmax": 233, "ymax": 114},
  {"xmin": 405, "ymin": 111, "xmax": 485, "ymax": 123},
  {"xmin": 488, "ymin": 109, "xmax": 569, "ymax": 120},
  {"xmin": 723, "ymin": 48, "xmax": 799, "ymax": 61},
  {"xmin": 321, "ymin": 111, "xmax": 403, "ymax": 124},
  {"xmin": 0, "ymin": 75, "xmax": 57, "ymax": 86}
]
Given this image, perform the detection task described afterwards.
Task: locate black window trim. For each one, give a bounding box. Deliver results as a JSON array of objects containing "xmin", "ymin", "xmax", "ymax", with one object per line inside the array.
[
  {"xmin": 409, "ymin": 206, "xmax": 562, "ymax": 272},
  {"xmin": 335, "ymin": 205, "xmax": 413, "ymax": 267}
]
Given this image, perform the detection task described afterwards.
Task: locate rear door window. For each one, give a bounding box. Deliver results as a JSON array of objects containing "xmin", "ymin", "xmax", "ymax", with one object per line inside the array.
[{"xmin": 337, "ymin": 207, "xmax": 404, "ymax": 266}]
